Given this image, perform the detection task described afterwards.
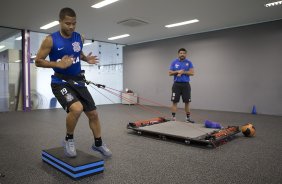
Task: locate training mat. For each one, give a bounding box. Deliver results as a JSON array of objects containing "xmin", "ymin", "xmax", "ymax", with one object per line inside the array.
[{"xmin": 138, "ymin": 121, "xmax": 217, "ymax": 138}]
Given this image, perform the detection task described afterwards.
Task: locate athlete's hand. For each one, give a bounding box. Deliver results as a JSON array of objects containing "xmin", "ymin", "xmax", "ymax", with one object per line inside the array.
[
  {"xmin": 57, "ymin": 55, "xmax": 73, "ymax": 69},
  {"xmin": 85, "ymin": 52, "xmax": 99, "ymax": 64},
  {"xmin": 177, "ymin": 70, "xmax": 185, "ymax": 76}
]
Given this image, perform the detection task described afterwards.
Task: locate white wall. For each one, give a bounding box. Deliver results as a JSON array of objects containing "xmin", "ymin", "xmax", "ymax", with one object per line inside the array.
[{"xmin": 124, "ymin": 20, "xmax": 282, "ymax": 116}]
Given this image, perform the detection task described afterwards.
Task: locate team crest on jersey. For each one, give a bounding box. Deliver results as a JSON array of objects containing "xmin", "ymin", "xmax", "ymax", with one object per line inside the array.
[
  {"xmin": 72, "ymin": 42, "xmax": 81, "ymax": 52},
  {"xmin": 186, "ymin": 63, "xmax": 189, "ymax": 67},
  {"xmin": 175, "ymin": 64, "xmax": 179, "ymax": 68},
  {"xmin": 65, "ymin": 93, "xmax": 74, "ymax": 102}
]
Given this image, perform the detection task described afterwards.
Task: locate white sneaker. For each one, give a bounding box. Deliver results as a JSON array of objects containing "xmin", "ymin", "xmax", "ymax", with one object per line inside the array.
[
  {"xmin": 63, "ymin": 139, "xmax": 77, "ymax": 158},
  {"xmin": 186, "ymin": 117, "xmax": 195, "ymax": 123},
  {"xmin": 92, "ymin": 143, "xmax": 112, "ymax": 157}
]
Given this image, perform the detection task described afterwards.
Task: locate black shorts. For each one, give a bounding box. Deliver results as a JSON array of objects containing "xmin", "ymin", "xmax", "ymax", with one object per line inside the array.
[
  {"xmin": 171, "ymin": 82, "xmax": 191, "ymax": 103},
  {"xmin": 51, "ymin": 83, "xmax": 96, "ymax": 113}
]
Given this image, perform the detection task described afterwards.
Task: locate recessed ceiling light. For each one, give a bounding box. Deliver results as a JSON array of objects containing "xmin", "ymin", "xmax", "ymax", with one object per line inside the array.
[
  {"xmin": 165, "ymin": 19, "xmax": 199, "ymax": 28},
  {"xmin": 0, "ymin": 45, "xmax": 5, "ymax": 49},
  {"xmin": 265, "ymin": 1, "xmax": 282, "ymax": 7},
  {"xmin": 91, "ymin": 0, "xmax": 119, "ymax": 9},
  {"xmin": 14, "ymin": 60, "xmax": 21, "ymax": 63},
  {"xmin": 40, "ymin": 21, "xmax": 59, "ymax": 30},
  {"xmin": 108, "ymin": 34, "xmax": 130, "ymax": 40},
  {"xmin": 15, "ymin": 36, "xmax": 22, "ymax": 40},
  {"xmin": 83, "ymin": 43, "xmax": 92, "ymax": 46}
]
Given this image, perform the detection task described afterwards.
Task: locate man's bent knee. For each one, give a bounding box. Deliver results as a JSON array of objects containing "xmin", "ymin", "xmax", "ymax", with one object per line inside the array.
[{"xmin": 69, "ymin": 102, "xmax": 83, "ymax": 115}]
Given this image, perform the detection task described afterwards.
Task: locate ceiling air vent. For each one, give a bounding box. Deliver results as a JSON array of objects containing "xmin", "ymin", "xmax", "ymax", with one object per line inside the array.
[{"xmin": 117, "ymin": 19, "xmax": 148, "ymax": 27}]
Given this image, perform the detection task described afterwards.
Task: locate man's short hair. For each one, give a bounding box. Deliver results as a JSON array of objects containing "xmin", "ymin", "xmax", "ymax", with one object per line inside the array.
[
  {"xmin": 59, "ymin": 7, "xmax": 76, "ymax": 20},
  {"xmin": 178, "ymin": 48, "xmax": 187, "ymax": 53}
]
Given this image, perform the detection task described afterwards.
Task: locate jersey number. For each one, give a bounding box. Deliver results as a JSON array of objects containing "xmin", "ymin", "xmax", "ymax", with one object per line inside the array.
[{"xmin": 60, "ymin": 88, "xmax": 68, "ymax": 95}]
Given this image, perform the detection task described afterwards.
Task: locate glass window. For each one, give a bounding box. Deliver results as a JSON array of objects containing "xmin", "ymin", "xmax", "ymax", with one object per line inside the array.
[
  {"xmin": 29, "ymin": 32, "xmax": 123, "ymax": 110},
  {"xmin": 30, "ymin": 32, "xmax": 52, "ymax": 110},
  {"xmin": 0, "ymin": 27, "xmax": 22, "ymax": 112},
  {"xmin": 82, "ymin": 41, "xmax": 124, "ymax": 105}
]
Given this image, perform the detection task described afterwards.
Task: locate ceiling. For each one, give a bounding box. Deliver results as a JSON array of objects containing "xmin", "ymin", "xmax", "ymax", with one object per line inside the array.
[{"xmin": 0, "ymin": 0, "xmax": 281, "ymax": 45}]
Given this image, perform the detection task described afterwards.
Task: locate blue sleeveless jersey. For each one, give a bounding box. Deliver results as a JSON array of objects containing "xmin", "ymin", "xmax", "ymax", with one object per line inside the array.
[{"xmin": 49, "ymin": 31, "xmax": 83, "ymax": 83}]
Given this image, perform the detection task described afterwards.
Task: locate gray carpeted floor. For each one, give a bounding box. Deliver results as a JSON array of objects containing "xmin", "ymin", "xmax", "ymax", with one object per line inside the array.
[{"xmin": 0, "ymin": 104, "xmax": 281, "ymax": 184}]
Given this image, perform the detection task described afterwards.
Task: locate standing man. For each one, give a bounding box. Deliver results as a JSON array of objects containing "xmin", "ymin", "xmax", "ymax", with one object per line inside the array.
[
  {"xmin": 169, "ymin": 48, "xmax": 195, "ymax": 123},
  {"xmin": 35, "ymin": 7, "xmax": 112, "ymax": 158}
]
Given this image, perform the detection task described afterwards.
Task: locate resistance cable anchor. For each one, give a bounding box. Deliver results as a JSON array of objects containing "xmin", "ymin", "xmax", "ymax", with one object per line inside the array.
[{"xmin": 85, "ymin": 80, "xmax": 106, "ymax": 88}]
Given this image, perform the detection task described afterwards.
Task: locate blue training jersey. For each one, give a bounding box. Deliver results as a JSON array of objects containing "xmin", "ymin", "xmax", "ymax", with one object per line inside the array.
[
  {"xmin": 169, "ymin": 58, "xmax": 194, "ymax": 82},
  {"xmin": 49, "ymin": 31, "xmax": 83, "ymax": 83}
]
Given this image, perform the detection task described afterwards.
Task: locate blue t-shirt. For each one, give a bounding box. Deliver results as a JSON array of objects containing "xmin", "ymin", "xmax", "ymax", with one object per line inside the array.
[
  {"xmin": 49, "ymin": 31, "xmax": 83, "ymax": 83},
  {"xmin": 169, "ymin": 58, "xmax": 194, "ymax": 82}
]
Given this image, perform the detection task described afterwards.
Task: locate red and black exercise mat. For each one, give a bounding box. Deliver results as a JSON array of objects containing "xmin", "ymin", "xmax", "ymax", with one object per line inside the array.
[{"xmin": 128, "ymin": 117, "xmax": 167, "ymax": 128}]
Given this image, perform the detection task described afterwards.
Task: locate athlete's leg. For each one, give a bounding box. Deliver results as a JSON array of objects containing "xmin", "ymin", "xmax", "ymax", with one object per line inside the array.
[
  {"xmin": 171, "ymin": 83, "xmax": 180, "ymax": 120},
  {"xmin": 182, "ymin": 83, "xmax": 194, "ymax": 123},
  {"xmin": 185, "ymin": 102, "xmax": 194, "ymax": 123},
  {"xmin": 85, "ymin": 110, "xmax": 112, "ymax": 157},
  {"xmin": 85, "ymin": 110, "xmax": 101, "ymax": 138},
  {"xmin": 184, "ymin": 102, "xmax": 190, "ymax": 114},
  {"xmin": 62, "ymin": 101, "xmax": 83, "ymax": 157},
  {"xmin": 171, "ymin": 102, "xmax": 178, "ymax": 114},
  {"xmin": 66, "ymin": 101, "xmax": 83, "ymax": 134}
]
